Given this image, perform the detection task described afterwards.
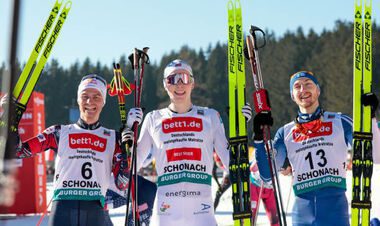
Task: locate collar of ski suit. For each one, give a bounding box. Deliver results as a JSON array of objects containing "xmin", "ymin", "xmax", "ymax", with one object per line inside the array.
[
  {"xmin": 168, "ymin": 105, "xmax": 193, "ymax": 114},
  {"xmin": 296, "ymin": 106, "xmax": 323, "ymax": 123},
  {"xmin": 76, "ymin": 118, "xmax": 101, "ymax": 130}
]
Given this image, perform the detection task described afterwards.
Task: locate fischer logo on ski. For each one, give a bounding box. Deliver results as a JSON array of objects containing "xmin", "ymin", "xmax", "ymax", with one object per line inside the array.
[
  {"xmin": 351, "ymin": 0, "xmax": 373, "ymax": 226},
  {"xmin": 8, "ymin": 0, "xmax": 72, "ymax": 133},
  {"xmin": 227, "ymin": 0, "xmax": 252, "ymax": 225}
]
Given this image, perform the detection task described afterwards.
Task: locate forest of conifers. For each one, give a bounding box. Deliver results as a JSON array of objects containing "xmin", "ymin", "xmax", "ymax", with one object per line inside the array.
[{"xmin": 1, "ymin": 21, "xmax": 379, "ymax": 137}]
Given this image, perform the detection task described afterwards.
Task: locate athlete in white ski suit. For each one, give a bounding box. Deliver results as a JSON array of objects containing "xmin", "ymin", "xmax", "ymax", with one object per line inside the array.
[{"xmin": 125, "ymin": 59, "xmax": 235, "ymax": 226}]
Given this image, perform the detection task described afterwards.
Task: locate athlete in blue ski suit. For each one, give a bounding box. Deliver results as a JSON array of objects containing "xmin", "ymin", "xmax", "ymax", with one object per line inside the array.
[{"xmin": 254, "ymin": 71, "xmax": 379, "ymax": 226}]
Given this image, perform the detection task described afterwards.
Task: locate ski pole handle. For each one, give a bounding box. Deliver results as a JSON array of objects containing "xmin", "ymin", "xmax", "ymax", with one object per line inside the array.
[
  {"xmin": 245, "ymin": 25, "xmax": 266, "ymax": 91},
  {"xmin": 249, "ymin": 26, "xmax": 266, "ymax": 49},
  {"xmin": 137, "ymin": 47, "xmax": 149, "ymax": 106}
]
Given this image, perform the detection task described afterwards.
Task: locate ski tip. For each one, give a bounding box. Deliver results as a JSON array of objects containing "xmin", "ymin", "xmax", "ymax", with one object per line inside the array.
[
  {"xmin": 364, "ymin": 0, "xmax": 372, "ymax": 8},
  {"xmin": 234, "ymin": 0, "xmax": 242, "ymax": 9},
  {"xmin": 63, "ymin": 1, "xmax": 72, "ymax": 10},
  {"xmin": 355, "ymin": 0, "xmax": 362, "ymax": 7},
  {"xmin": 56, "ymin": 0, "xmax": 64, "ymax": 6},
  {"xmin": 227, "ymin": 0, "xmax": 233, "ymax": 10}
]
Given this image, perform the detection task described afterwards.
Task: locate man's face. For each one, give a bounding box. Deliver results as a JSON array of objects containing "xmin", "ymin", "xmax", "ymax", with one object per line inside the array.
[
  {"xmin": 77, "ymin": 88, "xmax": 104, "ymax": 124},
  {"xmin": 292, "ymin": 77, "xmax": 320, "ymax": 110}
]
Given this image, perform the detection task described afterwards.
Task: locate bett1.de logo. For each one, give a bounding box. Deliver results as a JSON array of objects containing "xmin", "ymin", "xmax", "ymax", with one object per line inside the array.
[
  {"xmin": 162, "ymin": 117, "xmax": 203, "ymax": 133},
  {"xmin": 69, "ymin": 133, "xmax": 107, "ymax": 152}
]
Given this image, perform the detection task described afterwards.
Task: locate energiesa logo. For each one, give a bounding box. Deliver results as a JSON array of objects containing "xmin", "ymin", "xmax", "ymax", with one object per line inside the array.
[
  {"xmin": 162, "ymin": 117, "xmax": 203, "ymax": 133},
  {"xmin": 69, "ymin": 133, "xmax": 107, "ymax": 152}
]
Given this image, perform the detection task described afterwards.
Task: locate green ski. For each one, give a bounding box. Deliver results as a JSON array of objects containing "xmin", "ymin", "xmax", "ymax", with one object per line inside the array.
[
  {"xmin": 227, "ymin": 0, "xmax": 252, "ymax": 225},
  {"xmin": 351, "ymin": 0, "xmax": 373, "ymax": 226},
  {"xmin": 11, "ymin": 0, "xmax": 72, "ymax": 131}
]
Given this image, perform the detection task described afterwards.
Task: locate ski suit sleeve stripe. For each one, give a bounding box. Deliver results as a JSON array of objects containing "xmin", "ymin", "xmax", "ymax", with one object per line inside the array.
[
  {"xmin": 212, "ymin": 110, "xmax": 229, "ymax": 173},
  {"xmin": 341, "ymin": 114, "xmax": 353, "ymax": 148},
  {"xmin": 17, "ymin": 125, "xmax": 60, "ymax": 158},
  {"xmin": 341, "ymin": 114, "xmax": 353, "ymax": 124},
  {"xmin": 136, "ymin": 112, "xmax": 154, "ymax": 170},
  {"xmin": 255, "ymin": 126, "xmax": 287, "ymax": 182},
  {"xmin": 372, "ymin": 117, "xmax": 380, "ymax": 164}
]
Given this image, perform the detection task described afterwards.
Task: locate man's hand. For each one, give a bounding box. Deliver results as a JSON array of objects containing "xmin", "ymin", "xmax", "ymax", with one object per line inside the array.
[
  {"xmin": 362, "ymin": 92, "xmax": 379, "ymax": 118},
  {"xmin": 121, "ymin": 127, "xmax": 134, "ymax": 149},
  {"xmin": 241, "ymin": 103, "xmax": 252, "ymax": 122},
  {"xmin": 126, "ymin": 107, "xmax": 143, "ymax": 128},
  {"xmin": 253, "ymin": 112, "xmax": 273, "ymax": 141}
]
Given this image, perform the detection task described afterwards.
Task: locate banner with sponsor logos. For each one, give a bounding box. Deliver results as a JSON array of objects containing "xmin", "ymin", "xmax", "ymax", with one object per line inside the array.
[{"xmin": 0, "ymin": 92, "xmax": 46, "ymax": 214}]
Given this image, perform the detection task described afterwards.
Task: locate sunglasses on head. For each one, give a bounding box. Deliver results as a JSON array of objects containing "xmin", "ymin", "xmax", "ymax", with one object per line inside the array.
[{"xmin": 165, "ymin": 73, "xmax": 193, "ymax": 85}]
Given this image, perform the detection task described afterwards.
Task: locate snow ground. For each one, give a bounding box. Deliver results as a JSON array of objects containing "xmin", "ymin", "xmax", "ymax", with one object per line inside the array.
[{"xmin": 1, "ymin": 166, "xmax": 380, "ymax": 226}]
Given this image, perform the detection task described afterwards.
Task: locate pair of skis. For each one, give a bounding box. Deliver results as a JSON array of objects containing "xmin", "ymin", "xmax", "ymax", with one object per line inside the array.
[
  {"xmin": 109, "ymin": 47, "xmax": 149, "ymax": 226},
  {"xmin": 227, "ymin": 0, "xmax": 252, "ymax": 225},
  {"xmin": 12, "ymin": 0, "xmax": 71, "ymax": 125},
  {"xmin": 227, "ymin": 1, "xmax": 287, "ymax": 225},
  {"xmin": 0, "ymin": 0, "xmax": 71, "ymax": 168},
  {"xmin": 351, "ymin": 0, "xmax": 373, "ymax": 225}
]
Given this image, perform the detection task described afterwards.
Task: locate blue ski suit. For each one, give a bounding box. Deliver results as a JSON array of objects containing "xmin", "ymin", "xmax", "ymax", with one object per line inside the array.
[{"xmin": 256, "ymin": 108, "xmax": 352, "ymax": 226}]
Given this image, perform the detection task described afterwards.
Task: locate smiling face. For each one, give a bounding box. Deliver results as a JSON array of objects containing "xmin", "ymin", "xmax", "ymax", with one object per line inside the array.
[
  {"xmin": 164, "ymin": 75, "xmax": 194, "ymax": 110},
  {"xmin": 77, "ymin": 88, "xmax": 104, "ymax": 124},
  {"xmin": 292, "ymin": 77, "xmax": 320, "ymax": 113}
]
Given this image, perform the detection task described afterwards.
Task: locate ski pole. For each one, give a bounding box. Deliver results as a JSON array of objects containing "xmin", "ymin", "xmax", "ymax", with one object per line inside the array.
[
  {"xmin": 245, "ymin": 25, "xmax": 287, "ymax": 226},
  {"xmin": 137, "ymin": 47, "xmax": 149, "ymax": 106},
  {"xmin": 265, "ymin": 135, "xmax": 287, "ymax": 226},
  {"xmin": 109, "ymin": 62, "xmax": 135, "ymax": 226},
  {"xmin": 110, "ymin": 63, "xmax": 137, "ymax": 226},
  {"xmin": 126, "ymin": 48, "xmax": 150, "ymax": 226}
]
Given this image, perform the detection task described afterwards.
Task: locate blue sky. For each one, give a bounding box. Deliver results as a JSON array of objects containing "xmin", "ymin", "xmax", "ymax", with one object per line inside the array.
[{"xmin": 1, "ymin": 0, "xmax": 379, "ymax": 67}]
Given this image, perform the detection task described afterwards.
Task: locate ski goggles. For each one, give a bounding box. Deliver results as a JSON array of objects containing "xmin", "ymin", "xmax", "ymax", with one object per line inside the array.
[{"xmin": 165, "ymin": 73, "xmax": 194, "ymax": 85}]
